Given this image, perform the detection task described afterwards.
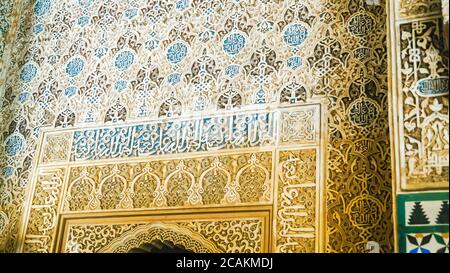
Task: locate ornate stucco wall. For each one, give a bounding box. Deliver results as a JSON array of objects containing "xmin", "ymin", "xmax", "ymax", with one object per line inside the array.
[
  {"xmin": 0, "ymin": 0, "xmax": 21, "ymax": 106},
  {"xmin": 0, "ymin": 0, "xmax": 34, "ymax": 252},
  {"xmin": 0, "ymin": 0, "xmax": 393, "ymax": 252}
]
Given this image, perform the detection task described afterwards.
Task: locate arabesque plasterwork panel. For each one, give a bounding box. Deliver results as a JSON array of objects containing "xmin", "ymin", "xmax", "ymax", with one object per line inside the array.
[
  {"xmin": 19, "ymin": 103, "xmax": 322, "ymax": 253},
  {"xmin": 63, "ymin": 218, "xmax": 265, "ymax": 253},
  {"xmin": 390, "ymin": 3, "xmax": 449, "ymax": 191},
  {"xmin": 40, "ymin": 132, "xmax": 72, "ymax": 164},
  {"xmin": 397, "ymin": 0, "xmax": 442, "ymax": 19},
  {"xmin": 399, "ymin": 18, "xmax": 449, "ymax": 190},
  {"xmin": 22, "ymin": 168, "xmax": 66, "ymax": 253},
  {"xmin": 63, "ymin": 151, "xmax": 273, "ymax": 212},
  {"xmin": 274, "ymin": 149, "xmax": 318, "ymax": 253}
]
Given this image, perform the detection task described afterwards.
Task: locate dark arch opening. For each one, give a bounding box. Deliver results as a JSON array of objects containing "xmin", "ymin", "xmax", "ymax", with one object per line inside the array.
[{"xmin": 128, "ymin": 239, "xmax": 193, "ymax": 253}]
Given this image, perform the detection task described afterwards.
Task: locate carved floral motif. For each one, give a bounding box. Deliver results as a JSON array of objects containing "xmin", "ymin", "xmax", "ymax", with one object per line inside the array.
[
  {"xmin": 63, "ymin": 152, "xmax": 273, "ymax": 212},
  {"xmin": 398, "ymin": 18, "xmax": 449, "ymax": 189}
]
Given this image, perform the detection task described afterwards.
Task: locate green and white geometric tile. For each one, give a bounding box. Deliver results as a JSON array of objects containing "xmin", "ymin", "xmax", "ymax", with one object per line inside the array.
[
  {"xmin": 398, "ymin": 192, "xmax": 449, "ymax": 253},
  {"xmin": 405, "ymin": 200, "xmax": 449, "ymax": 226},
  {"xmin": 406, "ymin": 232, "xmax": 449, "ymax": 253}
]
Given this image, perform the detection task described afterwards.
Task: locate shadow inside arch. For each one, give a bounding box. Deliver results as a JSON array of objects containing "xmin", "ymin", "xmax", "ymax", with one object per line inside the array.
[
  {"xmin": 128, "ymin": 239, "xmax": 192, "ymax": 253},
  {"xmin": 99, "ymin": 223, "xmax": 223, "ymax": 253}
]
